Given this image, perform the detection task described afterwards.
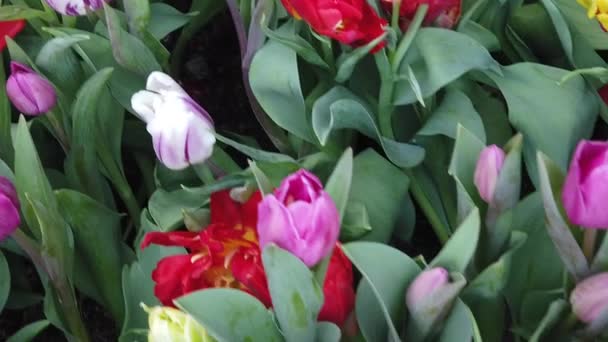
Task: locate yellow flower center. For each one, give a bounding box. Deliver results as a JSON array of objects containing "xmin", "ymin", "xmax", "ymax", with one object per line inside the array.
[{"xmin": 579, "ymin": 0, "xmax": 608, "ymax": 30}]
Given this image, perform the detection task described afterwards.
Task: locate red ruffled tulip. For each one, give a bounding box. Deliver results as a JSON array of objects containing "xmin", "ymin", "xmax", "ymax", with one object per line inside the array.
[
  {"xmin": 280, "ymin": 0, "xmax": 387, "ymax": 51},
  {"xmin": 382, "ymin": 0, "xmax": 461, "ymax": 29},
  {"xmin": 0, "ymin": 20, "xmax": 25, "ymax": 51}
]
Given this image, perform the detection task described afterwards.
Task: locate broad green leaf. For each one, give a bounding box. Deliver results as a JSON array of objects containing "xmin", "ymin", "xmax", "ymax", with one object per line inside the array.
[
  {"xmin": 35, "ymin": 35, "xmax": 87, "ymax": 99},
  {"xmin": 315, "ymin": 322, "xmax": 340, "ymax": 342},
  {"xmin": 418, "ymin": 89, "xmax": 485, "ymax": 142},
  {"xmin": 485, "ymin": 63, "xmax": 597, "ymax": 185},
  {"xmin": 149, "ymin": 3, "xmax": 196, "ymax": 39},
  {"xmin": 250, "ymin": 36, "xmax": 315, "ymax": 142},
  {"xmin": 148, "ymin": 188, "xmax": 207, "ymax": 231},
  {"xmin": 0, "ymin": 249, "xmax": 9, "ymax": 312},
  {"xmin": 349, "ymin": 149, "xmax": 410, "ymax": 243},
  {"xmin": 529, "ymin": 299, "xmax": 569, "ymax": 342},
  {"xmin": 324, "ymin": 148, "xmax": 353, "ymax": 221},
  {"xmin": 394, "ymin": 28, "xmax": 500, "ymax": 105},
  {"xmin": 335, "ymin": 33, "xmax": 387, "ymax": 83},
  {"xmin": 262, "ymin": 245, "xmax": 323, "ymax": 341},
  {"xmin": 448, "ymin": 125, "xmax": 485, "ymax": 209},
  {"xmin": 431, "ymin": 208, "xmax": 480, "ymax": 273},
  {"xmin": 0, "ymin": 5, "xmax": 47, "ymax": 20},
  {"xmin": 312, "ymin": 87, "xmax": 425, "ymax": 168},
  {"xmin": 56, "ymin": 190, "xmax": 125, "ymax": 323},
  {"xmin": 216, "ymin": 133, "xmax": 296, "ymax": 164},
  {"xmin": 553, "ymin": 0, "xmax": 608, "ymax": 50},
  {"xmin": 6, "ymin": 320, "xmax": 51, "ymax": 342},
  {"xmin": 340, "ymin": 202, "xmax": 372, "ymax": 241},
  {"xmin": 437, "ymin": 300, "xmax": 480, "ymax": 342},
  {"xmin": 537, "ymin": 152, "xmax": 588, "ymax": 279},
  {"xmin": 344, "ymin": 242, "xmax": 421, "ymax": 342},
  {"xmin": 176, "ymin": 289, "xmax": 283, "ymax": 342},
  {"xmin": 248, "ymin": 161, "xmax": 274, "ymax": 195},
  {"xmin": 0, "ymin": 59, "xmax": 13, "ymax": 166},
  {"xmin": 124, "ymin": 0, "xmax": 151, "ymax": 36},
  {"xmin": 458, "ymin": 21, "xmax": 500, "ymax": 51},
  {"xmin": 262, "ymin": 21, "xmax": 329, "ymax": 69}
]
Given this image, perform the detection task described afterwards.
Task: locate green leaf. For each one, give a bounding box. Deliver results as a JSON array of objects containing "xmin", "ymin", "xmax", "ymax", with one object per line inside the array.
[
  {"xmin": 343, "ymin": 242, "xmax": 421, "ymax": 342},
  {"xmin": 56, "ymin": 190, "xmax": 125, "ymax": 323},
  {"xmin": 418, "ymin": 89, "xmax": 486, "ymax": 142},
  {"xmin": 312, "ymin": 87, "xmax": 425, "ymax": 168},
  {"xmin": 249, "ymin": 35, "xmax": 315, "ymax": 142},
  {"xmin": 437, "ymin": 300, "xmax": 480, "ymax": 342},
  {"xmin": 431, "ymin": 208, "xmax": 480, "ymax": 273},
  {"xmin": 124, "ymin": 0, "xmax": 151, "ymax": 36},
  {"xmin": 485, "ymin": 63, "xmax": 597, "ymax": 185},
  {"xmin": 340, "ymin": 202, "xmax": 373, "ymax": 241},
  {"xmin": 6, "ymin": 320, "xmax": 51, "ymax": 342},
  {"xmin": 529, "ymin": 299, "xmax": 568, "ymax": 342},
  {"xmin": 262, "ymin": 245, "xmax": 323, "ymax": 341},
  {"xmin": 104, "ymin": 4, "xmax": 161, "ymax": 76},
  {"xmin": 315, "ymin": 322, "xmax": 340, "ymax": 342},
  {"xmin": 536, "ymin": 152, "xmax": 588, "ymax": 279},
  {"xmin": 553, "ymin": 0, "xmax": 608, "ymax": 50},
  {"xmin": 216, "ymin": 133, "xmax": 296, "ymax": 164},
  {"xmin": 262, "ymin": 21, "xmax": 329, "ymax": 69},
  {"xmin": 0, "ymin": 249, "xmax": 10, "ymax": 312},
  {"xmin": 349, "ymin": 149, "xmax": 410, "ymax": 243},
  {"xmin": 35, "ymin": 35, "xmax": 87, "ymax": 99},
  {"xmin": 448, "ymin": 126, "xmax": 485, "ymax": 210},
  {"xmin": 175, "ymin": 289, "xmax": 283, "ymax": 342},
  {"xmin": 394, "ymin": 28, "xmax": 500, "ymax": 105},
  {"xmin": 149, "ymin": 3, "xmax": 196, "ymax": 39},
  {"xmin": 0, "ymin": 61, "xmax": 13, "ymax": 167},
  {"xmin": 324, "ymin": 148, "xmax": 353, "ymax": 221},
  {"xmin": 0, "ymin": 5, "xmax": 48, "ymax": 20},
  {"xmin": 335, "ymin": 32, "xmax": 387, "ymax": 83},
  {"xmin": 148, "ymin": 188, "xmax": 206, "ymax": 231},
  {"xmin": 248, "ymin": 160, "xmax": 274, "ymax": 195}
]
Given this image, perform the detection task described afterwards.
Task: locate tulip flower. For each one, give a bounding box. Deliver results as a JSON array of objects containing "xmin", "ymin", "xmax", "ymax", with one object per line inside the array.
[
  {"xmin": 406, "ymin": 267, "xmax": 449, "ymax": 309},
  {"xmin": 318, "ymin": 245, "xmax": 355, "ymax": 325},
  {"xmin": 144, "ymin": 305, "xmax": 214, "ymax": 342},
  {"xmin": 280, "ymin": 0, "xmax": 387, "ymax": 51},
  {"xmin": 570, "ymin": 272, "xmax": 608, "ymax": 323},
  {"xmin": 0, "ymin": 20, "xmax": 25, "ymax": 51},
  {"xmin": 6, "ymin": 62, "xmax": 57, "ymax": 116},
  {"xmin": 577, "ymin": 0, "xmax": 608, "ymax": 31},
  {"xmin": 474, "ymin": 145, "xmax": 506, "ymax": 203},
  {"xmin": 0, "ymin": 177, "xmax": 20, "ymax": 241},
  {"xmin": 257, "ymin": 169, "xmax": 340, "ymax": 267},
  {"xmin": 131, "ymin": 72, "xmax": 216, "ymax": 170},
  {"xmin": 382, "ymin": 0, "xmax": 461, "ymax": 29},
  {"xmin": 44, "ymin": 0, "xmax": 109, "ymax": 16},
  {"xmin": 562, "ymin": 140, "xmax": 608, "ymax": 228}
]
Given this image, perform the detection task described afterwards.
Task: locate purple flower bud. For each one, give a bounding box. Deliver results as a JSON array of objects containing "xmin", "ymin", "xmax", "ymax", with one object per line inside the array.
[
  {"xmin": 131, "ymin": 72, "xmax": 215, "ymax": 170},
  {"xmin": 474, "ymin": 145, "xmax": 506, "ymax": 203},
  {"xmin": 44, "ymin": 0, "xmax": 109, "ymax": 16},
  {"xmin": 6, "ymin": 62, "xmax": 56, "ymax": 116},
  {"xmin": 562, "ymin": 140, "xmax": 608, "ymax": 228},
  {"xmin": 0, "ymin": 176, "xmax": 20, "ymax": 240},
  {"xmin": 257, "ymin": 169, "xmax": 340, "ymax": 267},
  {"xmin": 406, "ymin": 267, "xmax": 449, "ymax": 309},
  {"xmin": 570, "ymin": 272, "xmax": 608, "ymax": 323}
]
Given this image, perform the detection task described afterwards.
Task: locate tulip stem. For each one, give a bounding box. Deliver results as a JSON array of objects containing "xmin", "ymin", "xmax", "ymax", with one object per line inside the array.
[
  {"xmin": 391, "ymin": 0, "xmax": 402, "ymax": 32},
  {"xmin": 46, "ymin": 112, "xmax": 70, "ymax": 152},
  {"xmin": 391, "ymin": 4, "xmax": 428, "ymax": 74},
  {"xmin": 583, "ymin": 229, "xmax": 598, "ymax": 263}
]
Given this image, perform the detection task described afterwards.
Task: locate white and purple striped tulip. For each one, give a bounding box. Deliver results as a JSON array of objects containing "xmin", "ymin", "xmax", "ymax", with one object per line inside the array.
[
  {"xmin": 44, "ymin": 0, "xmax": 109, "ymax": 16},
  {"xmin": 131, "ymin": 72, "xmax": 216, "ymax": 170},
  {"xmin": 6, "ymin": 62, "xmax": 56, "ymax": 116}
]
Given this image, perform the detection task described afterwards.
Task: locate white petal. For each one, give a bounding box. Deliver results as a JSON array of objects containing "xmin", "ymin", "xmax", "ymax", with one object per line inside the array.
[
  {"xmin": 130, "ymin": 91, "xmax": 158, "ymax": 123},
  {"xmin": 146, "ymin": 72, "xmax": 186, "ymax": 95}
]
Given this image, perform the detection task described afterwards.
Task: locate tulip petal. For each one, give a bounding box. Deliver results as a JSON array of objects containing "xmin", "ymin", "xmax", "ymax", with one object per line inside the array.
[
  {"xmin": 131, "ymin": 90, "xmax": 159, "ymax": 122},
  {"xmin": 0, "ymin": 194, "xmax": 20, "ymax": 240},
  {"xmin": 147, "ymin": 71, "xmax": 187, "ymax": 95},
  {"xmin": 257, "ymin": 194, "xmax": 300, "ymax": 253},
  {"xmin": 296, "ymin": 193, "xmax": 340, "ymax": 266}
]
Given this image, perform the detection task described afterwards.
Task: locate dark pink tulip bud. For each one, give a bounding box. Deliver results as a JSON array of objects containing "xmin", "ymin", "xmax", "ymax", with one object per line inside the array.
[
  {"xmin": 0, "ymin": 176, "xmax": 20, "ymax": 240},
  {"xmin": 6, "ymin": 62, "xmax": 56, "ymax": 116}
]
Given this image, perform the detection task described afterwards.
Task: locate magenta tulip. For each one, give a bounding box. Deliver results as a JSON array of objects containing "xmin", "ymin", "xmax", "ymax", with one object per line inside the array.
[
  {"xmin": 0, "ymin": 177, "xmax": 20, "ymax": 240},
  {"xmin": 257, "ymin": 169, "xmax": 340, "ymax": 267},
  {"xmin": 474, "ymin": 145, "xmax": 506, "ymax": 203},
  {"xmin": 562, "ymin": 140, "xmax": 608, "ymax": 228},
  {"xmin": 570, "ymin": 272, "xmax": 608, "ymax": 323},
  {"xmin": 6, "ymin": 62, "xmax": 56, "ymax": 116},
  {"xmin": 406, "ymin": 267, "xmax": 449, "ymax": 309}
]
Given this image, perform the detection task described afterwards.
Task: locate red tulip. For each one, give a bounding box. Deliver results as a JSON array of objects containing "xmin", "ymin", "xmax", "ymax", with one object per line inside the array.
[
  {"xmin": 0, "ymin": 20, "xmax": 25, "ymax": 51},
  {"xmin": 280, "ymin": 0, "xmax": 387, "ymax": 51},
  {"xmin": 382, "ymin": 0, "xmax": 461, "ymax": 29},
  {"xmin": 318, "ymin": 245, "xmax": 355, "ymax": 326}
]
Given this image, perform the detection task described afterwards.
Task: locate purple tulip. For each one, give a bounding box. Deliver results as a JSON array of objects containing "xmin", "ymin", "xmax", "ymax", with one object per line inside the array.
[
  {"xmin": 6, "ymin": 62, "xmax": 56, "ymax": 116},
  {"xmin": 570, "ymin": 272, "xmax": 608, "ymax": 323},
  {"xmin": 406, "ymin": 267, "xmax": 449, "ymax": 309},
  {"xmin": 257, "ymin": 169, "xmax": 340, "ymax": 267},
  {"xmin": 0, "ymin": 177, "xmax": 20, "ymax": 241},
  {"xmin": 44, "ymin": 0, "xmax": 109, "ymax": 16},
  {"xmin": 474, "ymin": 145, "xmax": 506, "ymax": 203},
  {"xmin": 131, "ymin": 72, "xmax": 215, "ymax": 170},
  {"xmin": 562, "ymin": 140, "xmax": 608, "ymax": 228}
]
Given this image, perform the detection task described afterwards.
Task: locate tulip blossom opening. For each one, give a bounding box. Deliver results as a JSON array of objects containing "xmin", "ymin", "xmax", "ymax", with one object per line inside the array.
[
  {"xmin": 0, "ymin": 177, "xmax": 20, "ymax": 241},
  {"xmin": 257, "ymin": 169, "xmax": 341, "ymax": 267},
  {"xmin": 144, "ymin": 305, "xmax": 214, "ymax": 342},
  {"xmin": 131, "ymin": 72, "xmax": 216, "ymax": 170},
  {"xmin": 474, "ymin": 145, "xmax": 506, "ymax": 203},
  {"xmin": 6, "ymin": 62, "xmax": 57, "ymax": 116},
  {"xmin": 44, "ymin": 0, "xmax": 109, "ymax": 16},
  {"xmin": 382, "ymin": 0, "xmax": 461, "ymax": 29},
  {"xmin": 0, "ymin": 20, "xmax": 26, "ymax": 51},
  {"xmin": 562, "ymin": 140, "xmax": 608, "ymax": 229},
  {"xmin": 570, "ymin": 272, "xmax": 608, "ymax": 324}
]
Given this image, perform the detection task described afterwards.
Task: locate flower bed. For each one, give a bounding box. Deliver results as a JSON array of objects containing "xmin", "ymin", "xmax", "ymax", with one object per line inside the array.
[{"xmin": 1, "ymin": 0, "xmax": 608, "ymax": 341}]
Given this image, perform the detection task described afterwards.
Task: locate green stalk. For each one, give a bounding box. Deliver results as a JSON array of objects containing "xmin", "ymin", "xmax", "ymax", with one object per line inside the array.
[
  {"xmin": 583, "ymin": 228, "xmax": 597, "ymax": 263},
  {"xmin": 405, "ymin": 170, "xmax": 450, "ymax": 244},
  {"xmin": 391, "ymin": 4, "xmax": 428, "ymax": 73}
]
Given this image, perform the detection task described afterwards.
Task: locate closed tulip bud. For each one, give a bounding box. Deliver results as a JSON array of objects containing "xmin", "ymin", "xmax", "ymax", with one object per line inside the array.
[
  {"xmin": 406, "ymin": 267, "xmax": 449, "ymax": 309},
  {"xmin": 6, "ymin": 62, "xmax": 56, "ymax": 116},
  {"xmin": 562, "ymin": 140, "xmax": 608, "ymax": 228},
  {"xmin": 44, "ymin": 0, "xmax": 109, "ymax": 16},
  {"xmin": 570, "ymin": 273, "xmax": 608, "ymax": 324},
  {"xmin": 257, "ymin": 169, "xmax": 340, "ymax": 267},
  {"xmin": 474, "ymin": 145, "xmax": 506, "ymax": 203},
  {"xmin": 144, "ymin": 305, "xmax": 214, "ymax": 342},
  {"xmin": 0, "ymin": 176, "xmax": 20, "ymax": 241},
  {"xmin": 131, "ymin": 72, "xmax": 216, "ymax": 170}
]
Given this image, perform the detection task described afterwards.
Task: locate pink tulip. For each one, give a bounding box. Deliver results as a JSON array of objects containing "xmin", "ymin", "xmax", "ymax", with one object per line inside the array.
[
  {"xmin": 406, "ymin": 267, "xmax": 449, "ymax": 309},
  {"xmin": 570, "ymin": 272, "xmax": 608, "ymax": 323},
  {"xmin": 562, "ymin": 140, "xmax": 608, "ymax": 228},
  {"xmin": 6, "ymin": 62, "xmax": 56, "ymax": 116},
  {"xmin": 474, "ymin": 145, "xmax": 506, "ymax": 203},
  {"xmin": 257, "ymin": 169, "xmax": 340, "ymax": 267},
  {"xmin": 0, "ymin": 177, "xmax": 20, "ymax": 240}
]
